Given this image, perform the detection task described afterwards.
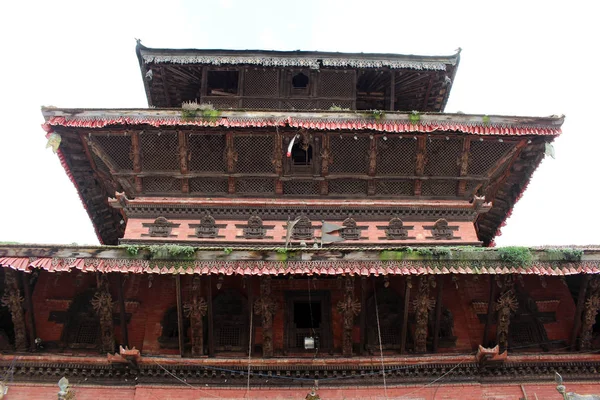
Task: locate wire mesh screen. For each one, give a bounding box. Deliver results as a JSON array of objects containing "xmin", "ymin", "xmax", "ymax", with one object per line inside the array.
[
  {"xmin": 328, "ymin": 136, "xmax": 370, "ymax": 174},
  {"xmin": 283, "ymin": 99, "xmax": 317, "ymax": 110},
  {"xmin": 424, "ymin": 138, "xmax": 462, "ymax": 176},
  {"xmin": 143, "ymin": 177, "xmax": 181, "ymax": 193},
  {"xmin": 203, "ymin": 97, "xmax": 239, "ymax": 109},
  {"xmin": 283, "ymin": 180, "xmax": 320, "ymax": 195},
  {"xmin": 421, "ymin": 180, "xmax": 457, "ymax": 197},
  {"xmin": 235, "ymin": 135, "xmax": 275, "ymax": 173},
  {"xmin": 328, "ymin": 179, "xmax": 367, "ymax": 195},
  {"xmin": 236, "ymin": 178, "xmax": 275, "ymax": 194},
  {"xmin": 93, "ymin": 135, "xmax": 133, "ymax": 170},
  {"xmin": 468, "ymin": 140, "xmax": 515, "ymax": 175},
  {"xmin": 318, "ymin": 100, "xmax": 353, "ymax": 110},
  {"xmin": 188, "ymin": 134, "xmax": 226, "ymax": 172},
  {"xmin": 377, "ymin": 137, "xmax": 417, "ymax": 175},
  {"xmin": 140, "ymin": 133, "xmax": 179, "ymax": 171},
  {"xmin": 376, "ymin": 180, "xmax": 413, "ymax": 196},
  {"xmin": 242, "ymin": 98, "xmax": 280, "ymax": 109},
  {"xmin": 217, "ymin": 326, "xmax": 242, "ymax": 348},
  {"xmin": 318, "ymin": 70, "xmax": 354, "ymax": 98},
  {"xmin": 244, "ymin": 69, "xmax": 279, "ymax": 96},
  {"xmin": 189, "ymin": 178, "xmax": 228, "ymax": 194},
  {"xmin": 67, "ymin": 319, "xmax": 100, "ymax": 345}
]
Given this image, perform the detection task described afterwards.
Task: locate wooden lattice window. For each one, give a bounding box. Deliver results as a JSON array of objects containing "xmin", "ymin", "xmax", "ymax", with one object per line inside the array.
[{"xmin": 213, "ymin": 290, "xmax": 248, "ymax": 352}]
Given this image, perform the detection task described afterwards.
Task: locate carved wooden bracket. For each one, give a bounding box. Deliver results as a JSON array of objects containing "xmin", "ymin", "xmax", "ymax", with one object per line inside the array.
[
  {"xmin": 254, "ymin": 276, "xmax": 277, "ymax": 357},
  {"xmin": 337, "ymin": 276, "xmax": 360, "ymax": 357},
  {"xmin": 1, "ymin": 269, "xmax": 27, "ymax": 351}
]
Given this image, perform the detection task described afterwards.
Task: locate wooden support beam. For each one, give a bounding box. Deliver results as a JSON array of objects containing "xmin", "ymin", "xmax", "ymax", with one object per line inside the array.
[
  {"xmin": 117, "ymin": 273, "xmax": 129, "ymax": 348},
  {"xmin": 207, "ymin": 275, "xmax": 215, "ymax": 357},
  {"xmin": 414, "ymin": 136, "xmax": 427, "ymax": 196},
  {"xmin": 21, "ymin": 272, "xmax": 36, "ymax": 352},
  {"xmin": 178, "ymin": 131, "xmax": 189, "ymax": 194},
  {"xmin": 482, "ymin": 275, "xmax": 497, "ymax": 347},
  {"xmin": 175, "ymin": 275, "xmax": 184, "ymax": 357},
  {"xmin": 457, "ymin": 138, "xmax": 471, "ymax": 196},
  {"xmin": 359, "ymin": 277, "xmax": 367, "ymax": 355},
  {"xmin": 247, "ymin": 277, "xmax": 254, "ymax": 357},
  {"xmin": 421, "ymin": 73, "xmax": 435, "ymax": 111},
  {"xmin": 160, "ymin": 66, "xmax": 172, "ymax": 107},
  {"xmin": 389, "ymin": 71, "xmax": 395, "ymax": 111},
  {"xmin": 570, "ymin": 274, "xmax": 590, "ymax": 350},
  {"xmin": 86, "ymin": 138, "xmax": 137, "ymax": 194},
  {"xmin": 432, "ymin": 276, "xmax": 444, "ymax": 352},
  {"xmin": 130, "ymin": 131, "xmax": 143, "ymax": 194},
  {"xmin": 400, "ymin": 276, "xmax": 412, "ymax": 354}
]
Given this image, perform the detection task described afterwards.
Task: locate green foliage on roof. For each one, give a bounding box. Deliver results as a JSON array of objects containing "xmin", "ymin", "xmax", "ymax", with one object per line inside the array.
[{"xmin": 497, "ymin": 247, "xmax": 533, "ymax": 268}]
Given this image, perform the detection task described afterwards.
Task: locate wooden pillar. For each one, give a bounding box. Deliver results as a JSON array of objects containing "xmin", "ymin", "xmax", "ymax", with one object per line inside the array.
[
  {"xmin": 495, "ymin": 276, "xmax": 517, "ymax": 352},
  {"xmin": 247, "ymin": 277, "xmax": 254, "ymax": 357},
  {"xmin": 21, "ymin": 272, "xmax": 37, "ymax": 352},
  {"xmin": 207, "ymin": 275, "xmax": 215, "ymax": 357},
  {"xmin": 389, "ymin": 71, "xmax": 395, "ymax": 111},
  {"xmin": 185, "ymin": 275, "xmax": 207, "ymax": 357},
  {"xmin": 93, "ymin": 273, "xmax": 115, "ymax": 354},
  {"xmin": 482, "ymin": 275, "xmax": 497, "ymax": 347},
  {"xmin": 579, "ymin": 276, "xmax": 600, "ymax": 350},
  {"xmin": 414, "ymin": 275, "xmax": 433, "ymax": 353},
  {"xmin": 432, "ymin": 276, "xmax": 444, "ymax": 352},
  {"xmin": 570, "ymin": 275, "xmax": 589, "ymax": 350},
  {"xmin": 337, "ymin": 276, "xmax": 360, "ymax": 357},
  {"xmin": 2, "ymin": 269, "xmax": 27, "ymax": 351},
  {"xmin": 400, "ymin": 276, "xmax": 412, "ymax": 354},
  {"xmin": 359, "ymin": 277, "xmax": 367, "ymax": 355},
  {"xmin": 175, "ymin": 275, "xmax": 184, "ymax": 357},
  {"xmin": 254, "ymin": 276, "xmax": 276, "ymax": 358},
  {"xmin": 117, "ymin": 273, "xmax": 129, "ymax": 348}
]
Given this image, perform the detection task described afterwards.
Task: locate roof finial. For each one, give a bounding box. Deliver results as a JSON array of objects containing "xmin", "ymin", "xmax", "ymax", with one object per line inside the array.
[{"xmin": 455, "ymin": 47, "xmax": 462, "ymax": 54}]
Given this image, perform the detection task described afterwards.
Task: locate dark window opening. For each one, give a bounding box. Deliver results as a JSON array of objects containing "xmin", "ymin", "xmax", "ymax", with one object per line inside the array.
[
  {"xmin": 158, "ymin": 306, "xmax": 189, "ymax": 348},
  {"xmin": 292, "ymin": 72, "xmax": 309, "ymax": 89},
  {"xmin": 207, "ymin": 70, "xmax": 239, "ymax": 96},
  {"xmin": 291, "ymin": 143, "xmax": 312, "ymax": 166},
  {"xmin": 294, "ymin": 301, "xmax": 321, "ymax": 329}
]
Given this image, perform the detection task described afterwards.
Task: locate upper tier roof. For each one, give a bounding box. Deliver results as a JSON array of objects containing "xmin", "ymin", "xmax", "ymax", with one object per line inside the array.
[
  {"xmin": 42, "ymin": 108, "xmax": 563, "ymax": 246},
  {"xmin": 136, "ymin": 43, "xmax": 461, "ymax": 111}
]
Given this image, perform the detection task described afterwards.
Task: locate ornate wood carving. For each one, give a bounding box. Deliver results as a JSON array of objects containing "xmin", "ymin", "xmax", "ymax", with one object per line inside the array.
[
  {"xmin": 254, "ymin": 276, "xmax": 277, "ymax": 357},
  {"xmin": 368, "ymin": 137, "xmax": 377, "ymax": 176},
  {"xmin": 495, "ymin": 276, "xmax": 518, "ymax": 352},
  {"xmin": 377, "ymin": 218, "xmax": 415, "ymax": 240},
  {"xmin": 414, "ymin": 136, "xmax": 426, "ymax": 196},
  {"xmin": 130, "ymin": 131, "xmax": 143, "ymax": 193},
  {"xmin": 290, "ymin": 216, "xmax": 315, "ymax": 241},
  {"xmin": 424, "ymin": 219, "xmax": 460, "ymax": 240},
  {"xmin": 2, "ymin": 269, "xmax": 27, "ymax": 351},
  {"xmin": 184, "ymin": 277, "xmax": 207, "ymax": 357},
  {"xmin": 142, "ymin": 216, "xmax": 180, "ymax": 238},
  {"xmin": 236, "ymin": 216, "xmax": 274, "ymax": 239},
  {"xmin": 337, "ymin": 276, "xmax": 360, "ymax": 357},
  {"xmin": 91, "ymin": 274, "xmax": 115, "ymax": 353},
  {"xmin": 224, "ymin": 133, "xmax": 238, "ymax": 173},
  {"xmin": 413, "ymin": 276, "xmax": 435, "ymax": 353},
  {"xmin": 272, "ymin": 129, "xmax": 283, "ymax": 175},
  {"xmin": 457, "ymin": 138, "xmax": 471, "ymax": 196},
  {"xmin": 580, "ymin": 277, "xmax": 600, "ymax": 350},
  {"xmin": 320, "ymin": 134, "xmax": 332, "ymax": 176},
  {"xmin": 189, "ymin": 212, "xmax": 226, "ymax": 238},
  {"xmin": 340, "ymin": 218, "xmax": 366, "ymax": 240}
]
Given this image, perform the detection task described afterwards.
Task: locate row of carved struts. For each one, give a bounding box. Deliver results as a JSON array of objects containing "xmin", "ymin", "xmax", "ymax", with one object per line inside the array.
[{"xmin": 1, "ymin": 362, "xmax": 599, "ymax": 386}]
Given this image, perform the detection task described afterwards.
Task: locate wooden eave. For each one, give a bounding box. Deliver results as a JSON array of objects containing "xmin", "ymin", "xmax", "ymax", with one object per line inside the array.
[{"xmin": 41, "ymin": 108, "xmax": 563, "ymax": 246}]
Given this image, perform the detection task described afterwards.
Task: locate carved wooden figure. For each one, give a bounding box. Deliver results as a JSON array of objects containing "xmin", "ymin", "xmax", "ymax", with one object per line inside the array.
[
  {"xmin": 254, "ymin": 276, "xmax": 277, "ymax": 357},
  {"xmin": 495, "ymin": 276, "xmax": 518, "ymax": 352},
  {"xmin": 337, "ymin": 276, "xmax": 360, "ymax": 357},
  {"xmin": 184, "ymin": 277, "xmax": 208, "ymax": 357},
  {"xmin": 414, "ymin": 275, "xmax": 435, "ymax": 353},
  {"xmin": 2, "ymin": 269, "xmax": 27, "ymax": 351},
  {"xmin": 580, "ymin": 277, "xmax": 600, "ymax": 350},
  {"xmin": 91, "ymin": 273, "xmax": 115, "ymax": 353}
]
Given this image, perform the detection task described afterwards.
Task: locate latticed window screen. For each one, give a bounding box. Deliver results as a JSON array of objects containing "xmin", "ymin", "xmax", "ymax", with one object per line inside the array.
[
  {"xmin": 318, "ymin": 100, "xmax": 353, "ymax": 110},
  {"xmin": 468, "ymin": 140, "xmax": 515, "ymax": 175},
  {"xmin": 242, "ymin": 98, "xmax": 280, "ymax": 109},
  {"xmin": 328, "ymin": 179, "xmax": 367, "ymax": 195},
  {"xmin": 235, "ymin": 135, "xmax": 275, "ymax": 173},
  {"xmin": 204, "ymin": 98, "xmax": 239, "ymax": 109},
  {"xmin": 318, "ymin": 70, "xmax": 354, "ymax": 98},
  {"xmin": 421, "ymin": 180, "xmax": 457, "ymax": 197},
  {"xmin": 66, "ymin": 318, "xmax": 100, "ymax": 345},
  {"xmin": 283, "ymin": 180, "xmax": 320, "ymax": 195},
  {"xmin": 424, "ymin": 138, "xmax": 462, "ymax": 176},
  {"xmin": 189, "ymin": 178, "xmax": 228, "ymax": 194},
  {"xmin": 328, "ymin": 136, "xmax": 370, "ymax": 174},
  {"xmin": 283, "ymin": 99, "xmax": 317, "ymax": 110},
  {"xmin": 141, "ymin": 133, "xmax": 179, "ymax": 171},
  {"xmin": 236, "ymin": 178, "xmax": 275, "ymax": 194},
  {"xmin": 376, "ymin": 180, "xmax": 414, "ymax": 196},
  {"xmin": 377, "ymin": 137, "xmax": 417, "ymax": 175},
  {"xmin": 380, "ymin": 326, "xmax": 400, "ymax": 345},
  {"xmin": 217, "ymin": 326, "xmax": 242, "ymax": 348},
  {"xmin": 143, "ymin": 177, "xmax": 181, "ymax": 193},
  {"xmin": 93, "ymin": 135, "xmax": 134, "ymax": 170},
  {"xmin": 188, "ymin": 134, "xmax": 226, "ymax": 172},
  {"xmin": 510, "ymin": 321, "xmax": 538, "ymax": 346},
  {"xmin": 244, "ymin": 69, "xmax": 279, "ymax": 96}
]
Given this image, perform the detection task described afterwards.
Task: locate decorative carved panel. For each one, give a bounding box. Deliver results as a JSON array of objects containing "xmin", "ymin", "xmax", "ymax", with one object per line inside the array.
[
  {"xmin": 424, "ymin": 219, "xmax": 460, "ymax": 240},
  {"xmin": 189, "ymin": 212, "xmax": 226, "ymax": 238},
  {"xmin": 377, "ymin": 218, "xmax": 415, "ymax": 240},
  {"xmin": 236, "ymin": 216, "xmax": 274, "ymax": 239},
  {"xmin": 290, "ymin": 216, "xmax": 315, "ymax": 241},
  {"xmin": 340, "ymin": 218, "xmax": 367, "ymax": 240},
  {"xmin": 142, "ymin": 216, "xmax": 180, "ymax": 238}
]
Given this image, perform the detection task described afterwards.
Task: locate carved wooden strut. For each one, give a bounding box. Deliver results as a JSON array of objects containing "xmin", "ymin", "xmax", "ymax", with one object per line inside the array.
[
  {"xmin": 2, "ymin": 269, "xmax": 27, "ymax": 351},
  {"xmin": 580, "ymin": 277, "xmax": 600, "ymax": 350},
  {"xmin": 91, "ymin": 273, "xmax": 115, "ymax": 353},
  {"xmin": 337, "ymin": 276, "xmax": 360, "ymax": 357},
  {"xmin": 495, "ymin": 276, "xmax": 518, "ymax": 352},
  {"xmin": 414, "ymin": 275, "xmax": 435, "ymax": 353},
  {"xmin": 254, "ymin": 276, "xmax": 277, "ymax": 357},
  {"xmin": 184, "ymin": 277, "xmax": 207, "ymax": 357}
]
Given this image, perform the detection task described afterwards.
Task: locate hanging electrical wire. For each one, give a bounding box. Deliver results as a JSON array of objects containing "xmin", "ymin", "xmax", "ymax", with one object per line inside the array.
[
  {"xmin": 373, "ymin": 281, "xmax": 388, "ymax": 399},
  {"xmin": 245, "ymin": 293, "xmax": 253, "ymax": 399}
]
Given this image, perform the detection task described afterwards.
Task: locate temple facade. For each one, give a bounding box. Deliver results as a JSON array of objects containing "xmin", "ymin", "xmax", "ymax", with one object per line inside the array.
[{"xmin": 0, "ymin": 43, "xmax": 598, "ymax": 399}]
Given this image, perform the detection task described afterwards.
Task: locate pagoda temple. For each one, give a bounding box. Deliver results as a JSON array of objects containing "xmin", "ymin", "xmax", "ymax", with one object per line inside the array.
[{"xmin": 0, "ymin": 42, "xmax": 599, "ymax": 399}]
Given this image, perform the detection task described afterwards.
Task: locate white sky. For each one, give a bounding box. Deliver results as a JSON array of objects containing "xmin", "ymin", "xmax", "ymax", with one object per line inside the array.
[{"xmin": 0, "ymin": 0, "xmax": 598, "ymax": 246}]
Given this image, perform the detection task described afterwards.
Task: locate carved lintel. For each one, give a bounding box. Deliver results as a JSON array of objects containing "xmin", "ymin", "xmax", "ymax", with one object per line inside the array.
[
  {"xmin": 377, "ymin": 218, "xmax": 415, "ymax": 240},
  {"xmin": 92, "ymin": 274, "xmax": 115, "ymax": 353},
  {"xmin": 254, "ymin": 276, "xmax": 277, "ymax": 357},
  {"xmin": 413, "ymin": 275, "xmax": 435, "ymax": 353},
  {"xmin": 424, "ymin": 219, "xmax": 460, "ymax": 240},
  {"xmin": 2, "ymin": 269, "xmax": 26, "ymax": 351},
  {"xmin": 184, "ymin": 290, "xmax": 207, "ymax": 357},
  {"xmin": 337, "ymin": 276, "xmax": 360, "ymax": 357}
]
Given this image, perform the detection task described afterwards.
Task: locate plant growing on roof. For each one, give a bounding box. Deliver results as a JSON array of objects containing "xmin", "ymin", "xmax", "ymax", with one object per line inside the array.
[
  {"xmin": 149, "ymin": 244, "xmax": 196, "ymax": 259},
  {"xmin": 482, "ymin": 115, "xmax": 491, "ymax": 125},
  {"xmin": 409, "ymin": 111, "xmax": 421, "ymax": 124},
  {"xmin": 545, "ymin": 248, "xmax": 584, "ymax": 262},
  {"xmin": 181, "ymin": 102, "xmax": 221, "ymax": 121},
  {"xmin": 124, "ymin": 245, "xmax": 139, "ymax": 256},
  {"xmin": 497, "ymin": 246, "xmax": 533, "ymax": 268},
  {"xmin": 328, "ymin": 104, "xmax": 350, "ymax": 111}
]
